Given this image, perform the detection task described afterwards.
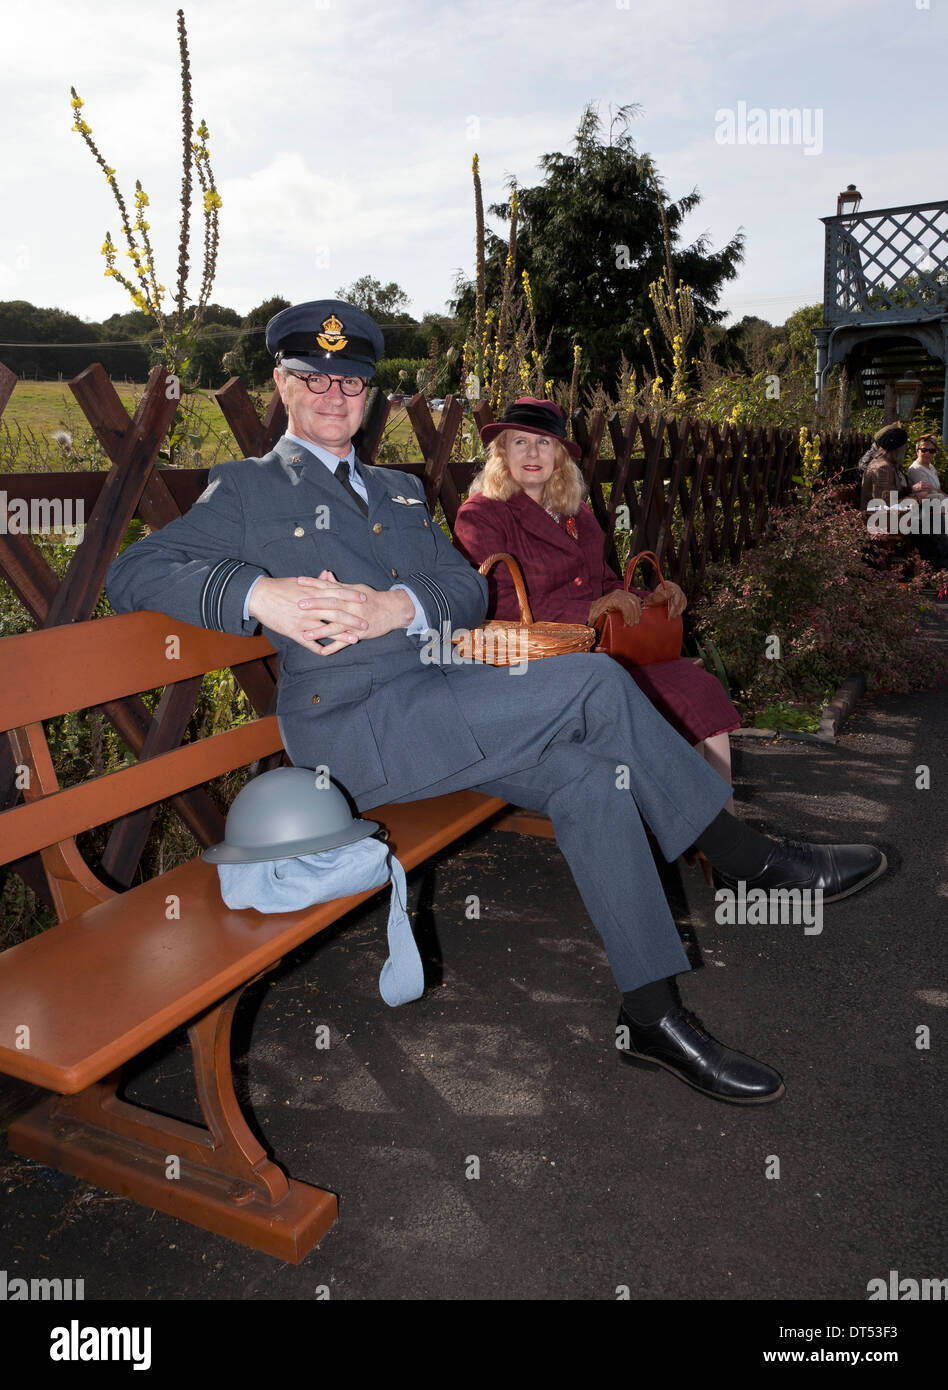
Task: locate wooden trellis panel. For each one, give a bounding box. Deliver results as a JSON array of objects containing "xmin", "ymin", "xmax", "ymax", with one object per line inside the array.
[
  {"xmin": 0, "ymin": 366, "xmax": 279, "ymax": 898},
  {"xmin": 0, "ymin": 360, "xmax": 872, "ymax": 907},
  {"xmin": 0, "ymin": 363, "xmax": 15, "ymax": 418},
  {"xmin": 408, "ymin": 392, "xmax": 464, "ymax": 520},
  {"xmin": 214, "ymin": 376, "xmax": 287, "ymax": 458},
  {"xmin": 579, "ymin": 408, "xmax": 617, "ymax": 566}
]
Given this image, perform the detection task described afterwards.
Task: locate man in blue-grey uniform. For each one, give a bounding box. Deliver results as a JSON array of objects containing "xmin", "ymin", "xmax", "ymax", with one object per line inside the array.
[{"xmin": 107, "ymin": 299, "xmax": 887, "ymax": 1107}]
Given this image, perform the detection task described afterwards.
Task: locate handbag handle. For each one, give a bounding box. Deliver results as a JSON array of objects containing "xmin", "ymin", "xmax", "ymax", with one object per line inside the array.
[
  {"xmin": 477, "ymin": 552, "xmax": 535, "ymax": 625},
  {"xmin": 623, "ymin": 549, "xmax": 669, "ymax": 595}
]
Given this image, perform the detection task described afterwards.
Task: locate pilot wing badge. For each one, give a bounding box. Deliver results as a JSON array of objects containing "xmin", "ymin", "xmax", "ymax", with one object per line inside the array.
[
  {"xmin": 390, "ymin": 495, "xmax": 426, "ymax": 506},
  {"xmin": 316, "ymin": 313, "xmax": 348, "ymax": 353}
]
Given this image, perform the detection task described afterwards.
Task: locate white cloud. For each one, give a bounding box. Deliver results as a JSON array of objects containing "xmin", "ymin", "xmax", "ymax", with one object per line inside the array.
[{"xmin": 1, "ymin": 0, "xmax": 945, "ymax": 327}]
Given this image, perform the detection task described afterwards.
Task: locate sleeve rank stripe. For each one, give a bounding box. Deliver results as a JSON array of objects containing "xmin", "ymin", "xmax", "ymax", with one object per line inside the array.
[
  {"xmin": 202, "ymin": 559, "xmax": 243, "ymax": 631},
  {"xmin": 414, "ymin": 573, "xmax": 450, "ymax": 628}
]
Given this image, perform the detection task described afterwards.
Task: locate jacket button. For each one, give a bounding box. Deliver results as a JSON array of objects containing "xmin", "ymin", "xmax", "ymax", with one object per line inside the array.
[
  {"xmin": 573, "ymin": 577, "xmax": 583, "ymax": 586},
  {"xmin": 423, "ymin": 519, "xmax": 429, "ymax": 528},
  {"xmin": 294, "ymin": 526, "xmax": 305, "ymax": 537},
  {"xmin": 373, "ymin": 522, "xmax": 383, "ymax": 534},
  {"xmin": 311, "ymin": 695, "xmax": 320, "ymax": 704},
  {"xmin": 390, "ymin": 568, "xmax": 398, "ymax": 578}
]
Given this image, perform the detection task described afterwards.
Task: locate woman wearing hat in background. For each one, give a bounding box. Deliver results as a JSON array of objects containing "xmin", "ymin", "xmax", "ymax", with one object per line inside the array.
[
  {"xmin": 860, "ymin": 423, "xmax": 911, "ymax": 509},
  {"xmin": 452, "ymin": 398, "xmax": 740, "ymax": 805}
]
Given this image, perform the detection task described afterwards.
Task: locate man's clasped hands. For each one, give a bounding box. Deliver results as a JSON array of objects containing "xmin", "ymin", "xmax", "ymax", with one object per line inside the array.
[{"xmin": 248, "ymin": 571, "xmax": 414, "ymax": 655}]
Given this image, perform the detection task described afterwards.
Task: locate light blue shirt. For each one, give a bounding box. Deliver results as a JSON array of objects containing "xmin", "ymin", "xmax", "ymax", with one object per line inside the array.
[{"xmin": 243, "ymin": 433, "xmax": 429, "ymax": 633}]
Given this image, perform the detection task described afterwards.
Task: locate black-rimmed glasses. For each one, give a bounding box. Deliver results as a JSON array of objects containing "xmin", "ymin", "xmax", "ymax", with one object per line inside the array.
[{"xmin": 284, "ymin": 370, "xmax": 368, "ymax": 397}]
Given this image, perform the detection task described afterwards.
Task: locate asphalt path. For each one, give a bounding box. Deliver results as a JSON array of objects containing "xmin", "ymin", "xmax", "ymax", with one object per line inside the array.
[{"xmin": 1, "ymin": 682, "xmax": 945, "ymax": 1318}]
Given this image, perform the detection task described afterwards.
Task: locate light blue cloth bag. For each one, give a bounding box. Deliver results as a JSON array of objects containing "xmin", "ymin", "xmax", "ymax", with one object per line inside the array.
[{"xmin": 217, "ymin": 839, "xmax": 423, "ymax": 1006}]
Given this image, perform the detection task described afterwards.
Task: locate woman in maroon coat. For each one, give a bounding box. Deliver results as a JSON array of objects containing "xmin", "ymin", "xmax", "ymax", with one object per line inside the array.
[{"xmin": 452, "ymin": 398, "xmax": 739, "ymax": 802}]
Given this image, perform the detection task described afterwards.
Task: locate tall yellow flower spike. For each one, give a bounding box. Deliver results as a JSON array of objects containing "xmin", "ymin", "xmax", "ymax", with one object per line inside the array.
[{"xmin": 68, "ymin": 11, "xmax": 222, "ymax": 380}]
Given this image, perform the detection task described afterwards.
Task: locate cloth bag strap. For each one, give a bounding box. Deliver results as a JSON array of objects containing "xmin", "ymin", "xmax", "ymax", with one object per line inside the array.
[{"xmin": 378, "ymin": 851, "xmax": 424, "ymax": 1007}]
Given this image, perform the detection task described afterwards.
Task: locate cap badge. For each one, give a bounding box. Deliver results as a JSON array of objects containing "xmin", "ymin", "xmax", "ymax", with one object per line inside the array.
[{"xmin": 317, "ymin": 313, "xmax": 348, "ymax": 353}]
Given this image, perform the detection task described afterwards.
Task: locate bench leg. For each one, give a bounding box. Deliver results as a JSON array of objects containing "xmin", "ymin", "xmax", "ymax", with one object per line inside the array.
[{"xmin": 7, "ymin": 978, "xmax": 337, "ymax": 1263}]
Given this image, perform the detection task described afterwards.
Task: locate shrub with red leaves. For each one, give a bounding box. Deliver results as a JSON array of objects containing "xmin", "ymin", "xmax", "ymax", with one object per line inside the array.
[{"xmin": 691, "ymin": 493, "xmax": 948, "ymax": 716}]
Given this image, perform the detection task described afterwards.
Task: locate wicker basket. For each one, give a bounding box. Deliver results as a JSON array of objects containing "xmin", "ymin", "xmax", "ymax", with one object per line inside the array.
[{"xmin": 452, "ymin": 553, "xmax": 597, "ymax": 666}]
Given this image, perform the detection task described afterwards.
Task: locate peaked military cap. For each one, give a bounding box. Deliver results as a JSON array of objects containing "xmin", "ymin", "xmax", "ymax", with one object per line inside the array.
[{"xmin": 266, "ymin": 299, "xmax": 385, "ymax": 378}]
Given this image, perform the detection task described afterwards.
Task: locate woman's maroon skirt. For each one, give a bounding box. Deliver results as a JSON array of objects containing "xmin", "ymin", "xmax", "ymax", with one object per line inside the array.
[{"xmin": 610, "ymin": 655, "xmax": 740, "ymax": 746}]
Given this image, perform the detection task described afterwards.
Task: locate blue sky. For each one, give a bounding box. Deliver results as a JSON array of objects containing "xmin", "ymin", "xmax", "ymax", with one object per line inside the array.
[{"xmin": 2, "ymin": 0, "xmax": 946, "ymax": 331}]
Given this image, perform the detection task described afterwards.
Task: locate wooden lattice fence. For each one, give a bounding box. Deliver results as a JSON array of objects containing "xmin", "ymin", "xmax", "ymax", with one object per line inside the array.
[{"xmin": 0, "ymin": 363, "xmax": 870, "ymax": 906}]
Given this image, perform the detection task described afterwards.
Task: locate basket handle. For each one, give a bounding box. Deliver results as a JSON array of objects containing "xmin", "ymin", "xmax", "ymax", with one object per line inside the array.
[
  {"xmin": 623, "ymin": 549, "xmax": 669, "ymax": 595},
  {"xmin": 478, "ymin": 552, "xmax": 535, "ymax": 625}
]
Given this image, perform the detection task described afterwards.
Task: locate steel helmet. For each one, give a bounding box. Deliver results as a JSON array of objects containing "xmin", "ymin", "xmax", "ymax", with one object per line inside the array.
[{"xmin": 202, "ymin": 767, "xmax": 379, "ymax": 864}]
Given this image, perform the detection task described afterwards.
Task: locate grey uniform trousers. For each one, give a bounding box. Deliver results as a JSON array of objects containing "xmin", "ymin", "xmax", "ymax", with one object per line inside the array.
[{"xmin": 358, "ymin": 651, "xmax": 733, "ymax": 992}]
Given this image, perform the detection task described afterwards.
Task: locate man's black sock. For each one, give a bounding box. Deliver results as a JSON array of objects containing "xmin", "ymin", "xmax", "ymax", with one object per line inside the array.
[
  {"xmin": 693, "ymin": 809, "xmax": 773, "ymax": 880},
  {"xmin": 621, "ymin": 977, "xmax": 676, "ymax": 1024}
]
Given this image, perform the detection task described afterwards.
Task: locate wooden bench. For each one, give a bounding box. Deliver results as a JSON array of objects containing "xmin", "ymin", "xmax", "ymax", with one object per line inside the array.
[{"xmin": 0, "ymin": 610, "xmax": 506, "ymax": 1262}]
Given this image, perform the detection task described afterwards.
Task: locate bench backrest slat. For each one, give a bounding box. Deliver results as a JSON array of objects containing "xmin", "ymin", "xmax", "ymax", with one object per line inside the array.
[
  {"xmin": 0, "ymin": 612, "xmax": 275, "ymax": 733},
  {"xmin": 0, "ymin": 716, "xmax": 282, "ymax": 866}
]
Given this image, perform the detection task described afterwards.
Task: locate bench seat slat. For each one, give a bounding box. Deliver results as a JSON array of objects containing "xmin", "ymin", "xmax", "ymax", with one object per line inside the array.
[
  {"xmin": 0, "ymin": 611, "xmax": 275, "ymax": 733},
  {"xmin": 0, "ymin": 790, "xmax": 505, "ymax": 1094},
  {"xmin": 0, "ymin": 717, "xmax": 283, "ymax": 866}
]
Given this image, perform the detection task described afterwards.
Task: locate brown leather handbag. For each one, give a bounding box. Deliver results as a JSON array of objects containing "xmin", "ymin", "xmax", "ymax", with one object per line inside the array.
[
  {"xmin": 452, "ymin": 553, "xmax": 596, "ymax": 666},
  {"xmin": 594, "ymin": 550, "xmax": 683, "ymax": 666}
]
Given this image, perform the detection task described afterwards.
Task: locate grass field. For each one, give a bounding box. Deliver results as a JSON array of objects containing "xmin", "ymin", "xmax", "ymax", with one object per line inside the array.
[{"xmin": 0, "ymin": 380, "xmax": 432, "ymax": 471}]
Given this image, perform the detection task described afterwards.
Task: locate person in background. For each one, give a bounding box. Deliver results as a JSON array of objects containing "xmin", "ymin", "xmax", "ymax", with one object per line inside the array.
[
  {"xmin": 907, "ymin": 435, "xmax": 943, "ymax": 497},
  {"xmin": 860, "ymin": 423, "xmax": 911, "ymax": 508}
]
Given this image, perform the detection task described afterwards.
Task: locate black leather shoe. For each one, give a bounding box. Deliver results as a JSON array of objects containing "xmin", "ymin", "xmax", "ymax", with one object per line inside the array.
[
  {"xmin": 714, "ymin": 839, "xmax": 886, "ymax": 904},
  {"xmin": 617, "ymin": 1005, "xmax": 785, "ymax": 1105}
]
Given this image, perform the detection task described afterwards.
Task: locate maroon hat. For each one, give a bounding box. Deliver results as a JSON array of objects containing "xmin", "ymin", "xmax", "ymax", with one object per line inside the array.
[{"xmin": 479, "ymin": 397, "xmax": 581, "ymax": 461}]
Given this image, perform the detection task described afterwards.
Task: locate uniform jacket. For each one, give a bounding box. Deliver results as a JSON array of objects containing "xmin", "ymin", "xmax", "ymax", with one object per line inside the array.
[
  {"xmin": 106, "ymin": 438, "xmax": 489, "ymax": 805},
  {"xmin": 452, "ymin": 491, "xmax": 628, "ymax": 623}
]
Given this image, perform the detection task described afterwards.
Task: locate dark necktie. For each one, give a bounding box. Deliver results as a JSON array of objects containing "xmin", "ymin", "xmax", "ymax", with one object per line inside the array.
[{"xmin": 334, "ymin": 460, "xmax": 368, "ymax": 516}]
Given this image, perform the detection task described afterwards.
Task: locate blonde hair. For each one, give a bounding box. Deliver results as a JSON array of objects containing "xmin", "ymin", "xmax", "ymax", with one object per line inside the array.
[{"xmin": 469, "ymin": 431, "xmax": 585, "ymax": 515}]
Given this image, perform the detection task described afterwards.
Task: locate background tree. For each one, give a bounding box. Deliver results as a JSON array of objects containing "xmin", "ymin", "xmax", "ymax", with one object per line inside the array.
[
  {"xmin": 784, "ymin": 304, "xmax": 823, "ymax": 375},
  {"xmin": 335, "ymin": 275, "xmax": 410, "ymax": 319},
  {"xmin": 223, "ymin": 296, "xmax": 289, "ymax": 386},
  {"xmin": 455, "ymin": 103, "xmax": 744, "ymax": 389},
  {"xmin": 188, "ymin": 303, "xmax": 241, "ymax": 388},
  {"xmin": 332, "ymin": 276, "xmax": 465, "ymax": 385},
  {"xmin": 334, "ymin": 275, "xmax": 426, "ymax": 360},
  {"xmin": 99, "ymin": 307, "xmax": 154, "ymax": 379},
  {"xmin": 0, "ymin": 301, "xmax": 150, "ymax": 380}
]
